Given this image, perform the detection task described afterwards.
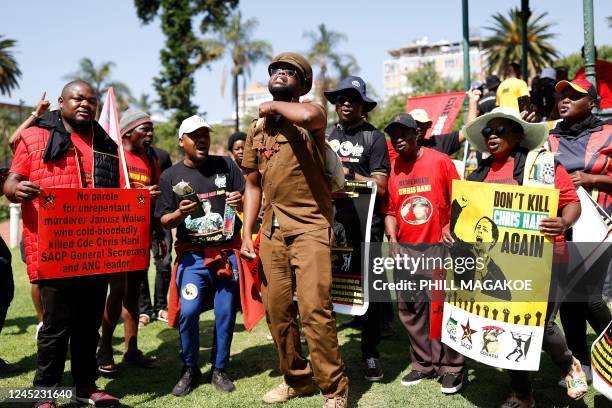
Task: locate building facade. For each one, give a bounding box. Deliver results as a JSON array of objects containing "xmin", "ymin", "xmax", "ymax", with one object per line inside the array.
[{"xmin": 383, "ymin": 37, "xmax": 488, "ymax": 100}]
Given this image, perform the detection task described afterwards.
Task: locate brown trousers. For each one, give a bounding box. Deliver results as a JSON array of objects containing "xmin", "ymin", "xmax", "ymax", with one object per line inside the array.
[
  {"xmin": 398, "ymin": 297, "xmax": 464, "ymax": 375},
  {"xmin": 260, "ymin": 226, "xmax": 348, "ymax": 397}
]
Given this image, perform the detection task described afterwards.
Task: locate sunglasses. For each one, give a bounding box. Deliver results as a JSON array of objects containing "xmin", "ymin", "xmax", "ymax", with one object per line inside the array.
[
  {"xmin": 555, "ymin": 91, "xmax": 589, "ymax": 101},
  {"xmin": 481, "ymin": 125, "xmax": 508, "ymax": 138},
  {"xmin": 480, "ymin": 124, "xmax": 523, "ymax": 138},
  {"xmin": 270, "ymin": 67, "xmax": 298, "ymax": 78},
  {"xmin": 336, "ymin": 94, "xmax": 361, "ymax": 105}
]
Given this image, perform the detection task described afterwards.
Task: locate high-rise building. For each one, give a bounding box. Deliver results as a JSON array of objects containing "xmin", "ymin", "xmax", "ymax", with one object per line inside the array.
[{"xmin": 383, "ymin": 36, "xmax": 488, "ymax": 100}]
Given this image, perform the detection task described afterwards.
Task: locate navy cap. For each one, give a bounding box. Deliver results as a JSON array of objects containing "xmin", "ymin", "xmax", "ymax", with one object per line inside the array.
[
  {"xmin": 324, "ymin": 75, "xmax": 377, "ymax": 112},
  {"xmin": 384, "ymin": 113, "xmax": 418, "ymax": 134}
]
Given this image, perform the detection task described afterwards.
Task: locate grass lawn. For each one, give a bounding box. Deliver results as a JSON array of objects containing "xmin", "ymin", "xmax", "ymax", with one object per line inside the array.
[{"xmin": 0, "ymin": 247, "xmax": 606, "ymax": 407}]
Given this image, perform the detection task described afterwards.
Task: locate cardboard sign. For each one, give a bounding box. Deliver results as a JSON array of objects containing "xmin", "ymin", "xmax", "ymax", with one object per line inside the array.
[
  {"xmin": 441, "ymin": 180, "xmax": 559, "ymax": 370},
  {"xmin": 37, "ymin": 188, "xmax": 150, "ymax": 279}
]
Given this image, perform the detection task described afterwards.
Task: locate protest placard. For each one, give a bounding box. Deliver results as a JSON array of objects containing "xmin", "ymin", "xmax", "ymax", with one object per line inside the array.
[
  {"xmin": 441, "ymin": 180, "xmax": 559, "ymax": 370},
  {"xmin": 37, "ymin": 188, "xmax": 150, "ymax": 279},
  {"xmin": 331, "ymin": 180, "xmax": 376, "ymax": 315}
]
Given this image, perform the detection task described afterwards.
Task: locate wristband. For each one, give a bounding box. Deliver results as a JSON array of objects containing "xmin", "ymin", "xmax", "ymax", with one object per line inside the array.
[{"xmin": 31, "ymin": 111, "xmax": 39, "ymax": 118}]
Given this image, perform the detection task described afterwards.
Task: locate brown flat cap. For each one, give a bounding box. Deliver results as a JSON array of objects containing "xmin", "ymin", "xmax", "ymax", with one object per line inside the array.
[{"xmin": 268, "ymin": 52, "xmax": 313, "ymax": 96}]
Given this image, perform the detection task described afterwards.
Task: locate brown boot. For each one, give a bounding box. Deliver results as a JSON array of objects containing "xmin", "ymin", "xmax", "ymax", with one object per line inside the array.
[
  {"xmin": 262, "ymin": 381, "xmax": 318, "ymax": 404},
  {"xmin": 323, "ymin": 385, "xmax": 348, "ymax": 408}
]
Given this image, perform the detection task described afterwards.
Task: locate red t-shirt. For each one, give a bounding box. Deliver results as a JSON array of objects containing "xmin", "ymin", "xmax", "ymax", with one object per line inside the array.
[
  {"xmin": 482, "ymin": 158, "xmax": 578, "ymax": 208},
  {"xmin": 71, "ymin": 133, "xmax": 93, "ymax": 187},
  {"xmin": 10, "ymin": 132, "xmax": 93, "ymax": 188},
  {"xmin": 120, "ymin": 149, "xmax": 159, "ymax": 188},
  {"xmin": 386, "ymin": 148, "xmax": 459, "ymax": 243}
]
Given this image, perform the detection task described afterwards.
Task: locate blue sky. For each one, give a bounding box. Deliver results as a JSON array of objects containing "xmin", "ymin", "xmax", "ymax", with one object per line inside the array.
[{"xmin": 1, "ymin": 0, "xmax": 611, "ymax": 122}]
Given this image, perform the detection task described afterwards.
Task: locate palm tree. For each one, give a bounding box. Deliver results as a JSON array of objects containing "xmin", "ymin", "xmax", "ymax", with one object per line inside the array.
[
  {"xmin": 64, "ymin": 58, "xmax": 132, "ymax": 118},
  {"xmin": 303, "ymin": 24, "xmax": 356, "ymax": 104},
  {"xmin": 201, "ymin": 12, "xmax": 272, "ymax": 131},
  {"xmin": 483, "ymin": 8, "xmax": 559, "ymax": 77},
  {"xmin": 129, "ymin": 93, "xmax": 155, "ymax": 114},
  {"xmin": 0, "ymin": 35, "xmax": 22, "ymax": 96}
]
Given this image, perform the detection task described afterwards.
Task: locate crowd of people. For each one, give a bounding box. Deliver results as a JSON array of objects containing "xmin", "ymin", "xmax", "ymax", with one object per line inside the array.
[{"xmin": 0, "ymin": 48, "xmax": 609, "ymax": 408}]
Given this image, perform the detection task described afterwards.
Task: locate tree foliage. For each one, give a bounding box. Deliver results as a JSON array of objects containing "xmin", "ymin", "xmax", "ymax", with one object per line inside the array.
[
  {"xmin": 65, "ymin": 58, "xmax": 132, "ymax": 116},
  {"xmin": 129, "ymin": 93, "xmax": 156, "ymax": 114},
  {"xmin": 556, "ymin": 45, "xmax": 612, "ymax": 79},
  {"xmin": 483, "ymin": 8, "xmax": 559, "ymax": 77},
  {"xmin": 406, "ymin": 62, "xmax": 463, "ymax": 97},
  {"xmin": 203, "ymin": 11, "xmax": 272, "ymax": 131},
  {"xmin": 134, "ymin": 0, "xmax": 238, "ymax": 122},
  {"xmin": 304, "ymin": 24, "xmax": 359, "ymax": 104},
  {"xmin": 368, "ymin": 94, "xmax": 408, "ymax": 132},
  {"xmin": 0, "ymin": 35, "xmax": 22, "ymax": 97}
]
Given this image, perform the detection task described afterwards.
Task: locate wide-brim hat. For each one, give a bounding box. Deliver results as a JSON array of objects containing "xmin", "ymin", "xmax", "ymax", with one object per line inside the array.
[
  {"xmin": 324, "ymin": 75, "xmax": 377, "ymax": 112},
  {"xmin": 268, "ymin": 52, "xmax": 313, "ymax": 96},
  {"xmin": 462, "ymin": 106, "xmax": 548, "ymax": 153}
]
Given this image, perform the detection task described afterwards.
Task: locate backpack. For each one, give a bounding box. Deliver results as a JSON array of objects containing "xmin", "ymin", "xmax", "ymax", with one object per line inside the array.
[
  {"xmin": 309, "ymin": 133, "xmax": 345, "ymax": 192},
  {"xmin": 255, "ymin": 118, "xmax": 345, "ymax": 192}
]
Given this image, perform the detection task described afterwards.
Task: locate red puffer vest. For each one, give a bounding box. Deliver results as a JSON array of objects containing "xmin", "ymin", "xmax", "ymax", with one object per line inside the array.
[{"xmin": 19, "ymin": 126, "xmax": 82, "ymax": 281}]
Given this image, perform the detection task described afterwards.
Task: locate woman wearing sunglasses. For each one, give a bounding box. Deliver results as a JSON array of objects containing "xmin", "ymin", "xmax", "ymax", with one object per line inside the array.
[{"xmin": 443, "ymin": 106, "xmax": 586, "ymax": 407}]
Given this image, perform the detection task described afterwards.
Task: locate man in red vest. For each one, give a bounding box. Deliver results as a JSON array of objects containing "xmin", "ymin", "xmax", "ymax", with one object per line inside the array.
[{"xmin": 4, "ymin": 80, "xmax": 120, "ymax": 408}]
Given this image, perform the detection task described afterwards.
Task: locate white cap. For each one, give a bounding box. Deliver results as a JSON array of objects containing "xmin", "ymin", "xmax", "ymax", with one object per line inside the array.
[
  {"xmin": 540, "ymin": 67, "xmax": 556, "ymax": 81},
  {"xmin": 178, "ymin": 115, "xmax": 212, "ymax": 138}
]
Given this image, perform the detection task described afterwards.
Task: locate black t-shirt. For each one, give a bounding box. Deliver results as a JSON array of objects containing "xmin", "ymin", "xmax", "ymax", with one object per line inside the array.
[
  {"xmin": 326, "ymin": 122, "xmax": 391, "ymax": 178},
  {"xmin": 478, "ymin": 91, "xmax": 497, "ymax": 115},
  {"xmin": 155, "ymin": 156, "xmax": 245, "ymax": 246},
  {"xmin": 422, "ymin": 131, "xmax": 461, "ymax": 156},
  {"xmin": 326, "ymin": 121, "xmax": 390, "ymax": 237},
  {"xmin": 152, "ymin": 146, "xmax": 173, "ymax": 172}
]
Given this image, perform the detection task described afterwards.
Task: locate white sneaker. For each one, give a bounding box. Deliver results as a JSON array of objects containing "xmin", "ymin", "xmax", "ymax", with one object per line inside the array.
[{"xmin": 35, "ymin": 322, "xmax": 43, "ymax": 340}]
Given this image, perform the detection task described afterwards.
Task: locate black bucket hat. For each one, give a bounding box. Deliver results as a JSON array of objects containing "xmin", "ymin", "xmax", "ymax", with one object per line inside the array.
[{"xmin": 324, "ymin": 75, "xmax": 377, "ymax": 112}]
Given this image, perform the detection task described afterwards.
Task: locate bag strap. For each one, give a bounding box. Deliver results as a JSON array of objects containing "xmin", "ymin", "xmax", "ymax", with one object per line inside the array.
[{"xmin": 306, "ymin": 130, "xmax": 326, "ymax": 169}]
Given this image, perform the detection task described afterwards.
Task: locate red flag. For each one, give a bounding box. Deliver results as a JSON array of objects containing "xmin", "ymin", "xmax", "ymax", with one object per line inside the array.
[
  {"xmin": 234, "ymin": 231, "xmax": 265, "ymax": 331},
  {"xmin": 405, "ymin": 92, "xmax": 466, "ymax": 139},
  {"xmin": 98, "ymin": 87, "xmax": 129, "ymax": 188}
]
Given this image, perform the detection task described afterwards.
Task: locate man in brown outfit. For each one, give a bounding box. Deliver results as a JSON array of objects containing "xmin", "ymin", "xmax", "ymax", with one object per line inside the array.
[{"xmin": 241, "ymin": 52, "xmax": 349, "ymax": 407}]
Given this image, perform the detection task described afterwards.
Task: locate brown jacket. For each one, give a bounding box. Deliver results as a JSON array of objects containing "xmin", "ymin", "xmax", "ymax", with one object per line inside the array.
[{"xmin": 243, "ymin": 109, "xmax": 332, "ymax": 238}]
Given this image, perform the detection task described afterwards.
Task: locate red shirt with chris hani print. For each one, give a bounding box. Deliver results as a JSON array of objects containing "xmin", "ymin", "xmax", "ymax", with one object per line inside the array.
[{"xmin": 385, "ymin": 147, "xmax": 459, "ymax": 243}]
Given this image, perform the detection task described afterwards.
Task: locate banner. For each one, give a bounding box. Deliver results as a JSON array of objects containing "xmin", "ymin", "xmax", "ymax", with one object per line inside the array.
[
  {"xmin": 331, "ymin": 180, "xmax": 377, "ymax": 315},
  {"xmin": 37, "ymin": 188, "xmax": 150, "ymax": 279},
  {"xmin": 441, "ymin": 180, "xmax": 559, "ymax": 370},
  {"xmin": 405, "ymin": 92, "xmax": 466, "ymax": 139}
]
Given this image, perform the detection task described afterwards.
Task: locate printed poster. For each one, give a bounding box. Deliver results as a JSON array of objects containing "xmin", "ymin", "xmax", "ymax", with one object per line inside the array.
[
  {"xmin": 441, "ymin": 180, "xmax": 559, "ymax": 370},
  {"xmin": 37, "ymin": 188, "xmax": 150, "ymax": 279},
  {"xmin": 331, "ymin": 180, "xmax": 376, "ymax": 315}
]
